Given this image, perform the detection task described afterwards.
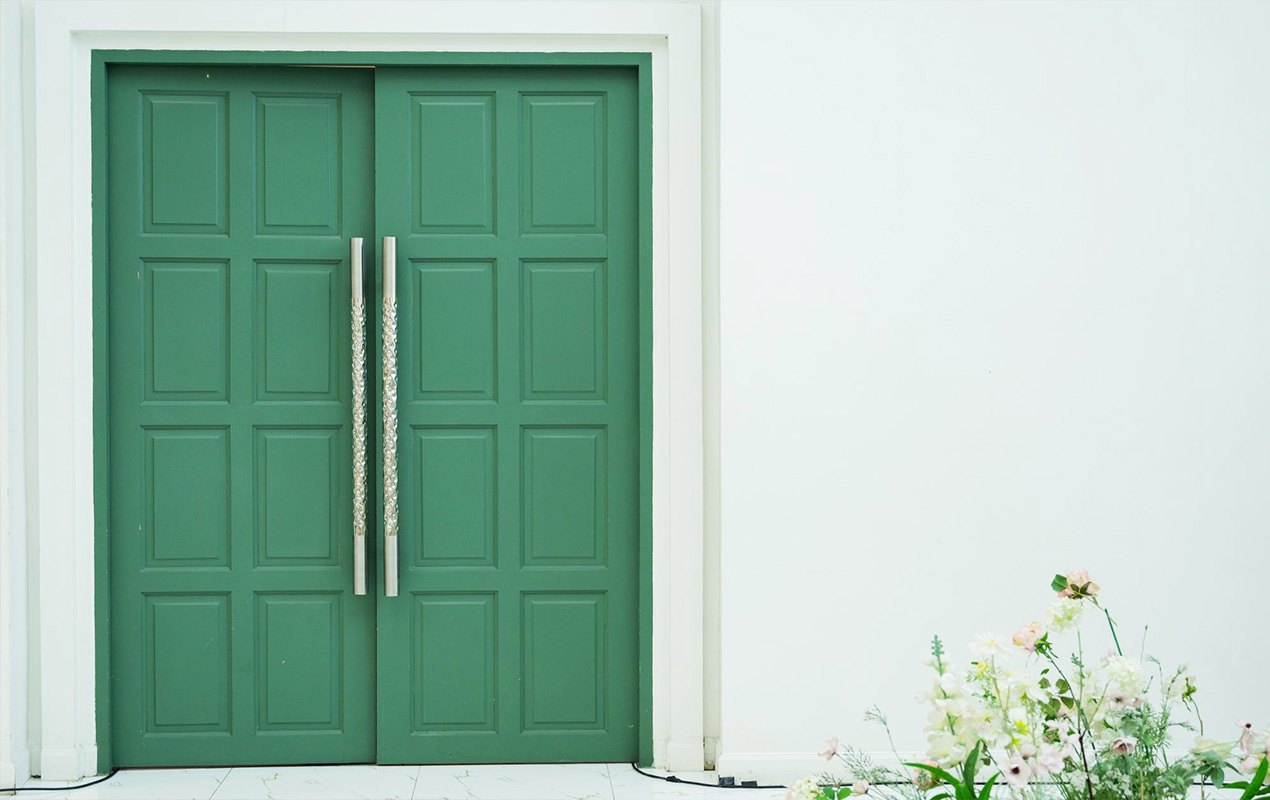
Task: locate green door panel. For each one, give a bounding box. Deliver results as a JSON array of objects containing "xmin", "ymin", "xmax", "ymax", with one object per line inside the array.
[
  {"xmin": 373, "ymin": 66, "xmax": 641, "ymax": 764},
  {"xmin": 107, "ymin": 65, "xmax": 376, "ymax": 767}
]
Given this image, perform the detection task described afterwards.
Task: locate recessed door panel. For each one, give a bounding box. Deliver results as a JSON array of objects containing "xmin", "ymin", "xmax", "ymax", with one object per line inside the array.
[
  {"xmin": 411, "ymin": 593, "xmax": 498, "ymax": 732},
  {"xmin": 142, "ymin": 92, "xmax": 228, "ymax": 233}
]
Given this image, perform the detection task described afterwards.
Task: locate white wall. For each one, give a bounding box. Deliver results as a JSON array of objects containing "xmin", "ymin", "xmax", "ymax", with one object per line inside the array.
[{"xmin": 719, "ymin": 0, "xmax": 1270, "ymax": 781}]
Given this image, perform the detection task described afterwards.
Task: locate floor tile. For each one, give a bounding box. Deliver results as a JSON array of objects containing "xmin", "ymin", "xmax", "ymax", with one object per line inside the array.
[
  {"xmin": 608, "ymin": 765, "xmax": 786, "ymax": 800},
  {"xmin": 211, "ymin": 765, "xmax": 419, "ymax": 800},
  {"xmin": 412, "ymin": 763, "xmax": 613, "ymax": 800},
  {"xmin": 15, "ymin": 768, "xmax": 229, "ymax": 799}
]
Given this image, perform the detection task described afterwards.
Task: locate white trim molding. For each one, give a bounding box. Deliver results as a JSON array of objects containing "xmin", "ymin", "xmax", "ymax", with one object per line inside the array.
[
  {"xmin": 0, "ymin": 0, "xmax": 32, "ymax": 790},
  {"xmin": 23, "ymin": 0, "xmax": 710, "ymax": 779}
]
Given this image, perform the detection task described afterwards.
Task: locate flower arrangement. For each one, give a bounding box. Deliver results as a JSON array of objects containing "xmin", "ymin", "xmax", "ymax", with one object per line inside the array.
[{"xmin": 791, "ymin": 571, "xmax": 1270, "ymax": 800}]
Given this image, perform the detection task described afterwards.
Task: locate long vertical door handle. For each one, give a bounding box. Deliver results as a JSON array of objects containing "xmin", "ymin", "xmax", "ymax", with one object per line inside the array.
[
  {"xmin": 382, "ymin": 236, "xmax": 400, "ymax": 597},
  {"xmin": 351, "ymin": 238, "xmax": 368, "ymax": 596}
]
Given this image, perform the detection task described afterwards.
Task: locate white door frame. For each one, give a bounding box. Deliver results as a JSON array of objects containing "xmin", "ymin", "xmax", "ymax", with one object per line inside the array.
[{"xmin": 27, "ymin": 0, "xmax": 705, "ymax": 780}]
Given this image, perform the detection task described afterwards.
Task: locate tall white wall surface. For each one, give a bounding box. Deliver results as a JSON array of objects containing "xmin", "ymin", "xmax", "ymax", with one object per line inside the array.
[{"xmin": 718, "ymin": 0, "xmax": 1270, "ymax": 781}]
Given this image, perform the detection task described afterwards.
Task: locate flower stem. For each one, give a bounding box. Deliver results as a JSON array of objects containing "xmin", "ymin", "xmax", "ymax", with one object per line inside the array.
[
  {"xmin": 1102, "ymin": 605, "xmax": 1123, "ymax": 657},
  {"xmin": 1077, "ymin": 730, "xmax": 1095, "ymax": 800}
]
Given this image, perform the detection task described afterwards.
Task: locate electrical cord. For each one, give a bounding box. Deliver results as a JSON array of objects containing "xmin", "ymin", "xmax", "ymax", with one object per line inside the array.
[
  {"xmin": 0, "ymin": 769, "xmax": 118, "ymax": 794},
  {"xmin": 628, "ymin": 762, "xmax": 786, "ymax": 790}
]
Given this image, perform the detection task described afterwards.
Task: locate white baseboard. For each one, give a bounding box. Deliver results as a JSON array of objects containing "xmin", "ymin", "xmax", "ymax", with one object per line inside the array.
[
  {"xmin": 81, "ymin": 745, "xmax": 98, "ymax": 779},
  {"xmin": 664, "ymin": 738, "xmax": 706, "ymax": 772},
  {"xmin": 714, "ymin": 751, "xmax": 926, "ymax": 786},
  {"xmin": 652, "ymin": 736, "xmax": 668, "ymax": 768},
  {"xmin": 35, "ymin": 746, "xmax": 87, "ymax": 781},
  {"xmin": 0, "ymin": 746, "xmax": 30, "ymax": 792}
]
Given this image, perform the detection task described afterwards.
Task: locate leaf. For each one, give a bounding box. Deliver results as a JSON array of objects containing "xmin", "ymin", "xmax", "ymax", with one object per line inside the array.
[
  {"xmin": 1240, "ymin": 758, "xmax": 1270, "ymax": 800},
  {"xmin": 978, "ymin": 774, "xmax": 999, "ymax": 800},
  {"xmin": 1051, "ymin": 574, "xmax": 1069, "ymax": 592},
  {"xmin": 1056, "ymin": 679, "xmax": 1071, "ymax": 694},
  {"xmin": 1253, "ymin": 756, "xmax": 1270, "ymax": 788},
  {"xmin": 962, "ymin": 742, "xmax": 981, "ymax": 786}
]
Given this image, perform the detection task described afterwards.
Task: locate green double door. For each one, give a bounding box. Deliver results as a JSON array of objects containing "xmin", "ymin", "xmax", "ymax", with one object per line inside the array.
[{"xmin": 107, "ymin": 64, "xmax": 641, "ymax": 767}]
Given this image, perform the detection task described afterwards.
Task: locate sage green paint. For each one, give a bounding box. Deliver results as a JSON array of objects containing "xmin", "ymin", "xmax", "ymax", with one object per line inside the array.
[
  {"xmin": 95, "ymin": 52, "xmax": 653, "ymax": 772},
  {"xmin": 374, "ymin": 66, "xmax": 642, "ymax": 765},
  {"xmin": 106, "ymin": 65, "xmax": 376, "ymax": 767}
]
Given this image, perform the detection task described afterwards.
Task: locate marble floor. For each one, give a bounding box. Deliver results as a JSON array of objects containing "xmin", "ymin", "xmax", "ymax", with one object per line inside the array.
[
  {"xmin": 6, "ymin": 763, "xmax": 789, "ymax": 800},
  {"xmin": 6, "ymin": 765, "xmax": 1250, "ymax": 799}
]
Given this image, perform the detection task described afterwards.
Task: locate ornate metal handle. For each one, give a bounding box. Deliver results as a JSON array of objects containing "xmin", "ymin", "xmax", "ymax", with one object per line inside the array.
[
  {"xmin": 351, "ymin": 237, "xmax": 368, "ymax": 596},
  {"xmin": 382, "ymin": 236, "xmax": 399, "ymax": 597}
]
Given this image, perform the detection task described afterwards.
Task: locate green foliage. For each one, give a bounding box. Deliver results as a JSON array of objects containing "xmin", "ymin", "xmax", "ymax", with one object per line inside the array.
[
  {"xmin": 904, "ymin": 742, "xmax": 1000, "ymax": 800},
  {"xmin": 1225, "ymin": 757, "xmax": 1270, "ymax": 800}
]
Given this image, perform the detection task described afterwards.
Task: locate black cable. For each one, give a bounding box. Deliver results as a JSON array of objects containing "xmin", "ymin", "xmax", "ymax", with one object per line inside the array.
[
  {"xmin": 628, "ymin": 762, "xmax": 785, "ymax": 790},
  {"xmin": 0, "ymin": 769, "xmax": 119, "ymax": 794}
]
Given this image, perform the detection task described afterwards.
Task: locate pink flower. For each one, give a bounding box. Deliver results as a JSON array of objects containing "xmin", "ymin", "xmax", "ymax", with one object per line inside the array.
[
  {"xmin": 1059, "ymin": 569, "xmax": 1101, "ymax": 598},
  {"xmin": 850, "ymin": 780, "xmax": 870, "ymax": 796},
  {"xmin": 1003, "ymin": 755, "xmax": 1032, "ymax": 787},
  {"xmin": 1012, "ymin": 622, "xmax": 1043, "ymax": 653},
  {"xmin": 1110, "ymin": 737, "xmax": 1137, "ymax": 756},
  {"xmin": 1046, "ymin": 718, "xmax": 1076, "ymax": 746},
  {"xmin": 1239, "ymin": 721, "xmax": 1257, "ymax": 752},
  {"xmin": 818, "ymin": 737, "xmax": 839, "ymax": 761},
  {"xmin": 1128, "ymin": 694, "xmax": 1146, "ymax": 709},
  {"xmin": 1035, "ymin": 743, "xmax": 1066, "ymax": 775},
  {"xmin": 911, "ymin": 762, "xmax": 937, "ymax": 790},
  {"xmin": 1242, "ymin": 754, "xmax": 1265, "ymax": 774}
]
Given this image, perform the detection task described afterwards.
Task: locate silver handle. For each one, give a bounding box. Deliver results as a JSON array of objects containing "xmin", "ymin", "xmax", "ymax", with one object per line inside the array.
[
  {"xmin": 382, "ymin": 236, "xmax": 399, "ymax": 597},
  {"xmin": 351, "ymin": 238, "xmax": 368, "ymax": 596}
]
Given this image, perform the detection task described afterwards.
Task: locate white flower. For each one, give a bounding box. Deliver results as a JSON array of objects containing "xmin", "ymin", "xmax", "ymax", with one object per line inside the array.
[
  {"xmin": 1006, "ymin": 669, "xmax": 1048, "ymax": 703},
  {"xmin": 1192, "ymin": 737, "xmax": 1235, "ymax": 760},
  {"xmin": 1100, "ymin": 656, "xmax": 1148, "ymax": 696},
  {"xmin": 1165, "ymin": 667, "xmax": 1195, "ymax": 701},
  {"xmin": 850, "ymin": 780, "xmax": 870, "ymax": 796},
  {"xmin": 970, "ymin": 632, "xmax": 1009, "ymax": 659},
  {"xmin": 1044, "ymin": 598, "xmax": 1086, "ymax": 634},
  {"xmin": 1007, "ymin": 706, "xmax": 1032, "ymax": 739},
  {"xmin": 926, "ymin": 731, "xmax": 969, "ymax": 768},
  {"xmin": 786, "ymin": 777, "xmax": 821, "ymax": 800}
]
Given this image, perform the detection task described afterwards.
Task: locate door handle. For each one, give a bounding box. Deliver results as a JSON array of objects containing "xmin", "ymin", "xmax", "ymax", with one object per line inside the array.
[
  {"xmin": 351, "ymin": 237, "xmax": 368, "ymax": 596},
  {"xmin": 382, "ymin": 236, "xmax": 400, "ymax": 597}
]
